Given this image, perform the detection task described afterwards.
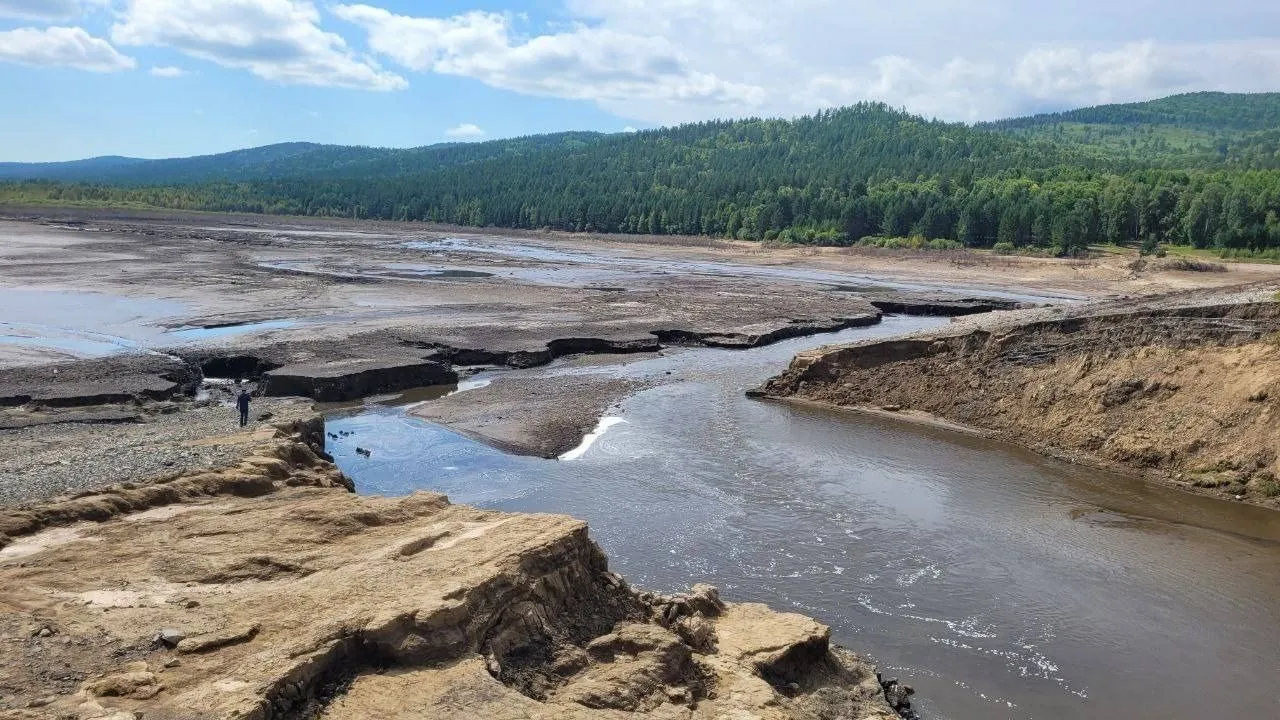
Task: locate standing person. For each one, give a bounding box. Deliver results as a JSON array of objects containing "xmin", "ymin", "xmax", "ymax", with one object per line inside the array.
[{"xmin": 237, "ymin": 389, "xmax": 252, "ymax": 427}]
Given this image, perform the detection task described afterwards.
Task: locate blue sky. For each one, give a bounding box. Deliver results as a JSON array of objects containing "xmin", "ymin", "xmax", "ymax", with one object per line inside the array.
[{"xmin": 1, "ymin": 0, "xmax": 1278, "ymax": 162}]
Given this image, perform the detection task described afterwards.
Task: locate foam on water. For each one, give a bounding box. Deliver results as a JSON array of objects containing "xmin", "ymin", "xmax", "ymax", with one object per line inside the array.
[{"xmin": 559, "ymin": 417, "xmax": 626, "ymax": 461}]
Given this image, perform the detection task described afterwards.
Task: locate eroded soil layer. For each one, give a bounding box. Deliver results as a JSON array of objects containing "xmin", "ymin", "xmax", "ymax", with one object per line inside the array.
[
  {"xmin": 0, "ymin": 416, "xmax": 906, "ymax": 720},
  {"xmin": 759, "ymin": 284, "xmax": 1280, "ymax": 508}
]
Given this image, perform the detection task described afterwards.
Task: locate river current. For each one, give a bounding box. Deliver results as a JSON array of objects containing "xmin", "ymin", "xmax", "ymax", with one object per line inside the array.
[{"xmin": 328, "ymin": 316, "xmax": 1280, "ymax": 720}]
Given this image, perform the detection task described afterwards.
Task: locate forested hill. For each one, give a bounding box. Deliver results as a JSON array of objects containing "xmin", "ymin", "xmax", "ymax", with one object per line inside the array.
[
  {"xmin": 1, "ymin": 105, "xmax": 1076, "ymax": 186},
  {"xmin": 980, "ymin": 92, "xmax": 1280, "ymax": 168},
  {"xmin": 0, "ymin": 133, "xmax": 606, "ymax": 185},
  {"xmin": 985, "ymin": 92, "xmax": 1280, "ymax": 133},
  {"xmin": 3, "ymin": 95, "xmax": 1280, "ymax": 256}
]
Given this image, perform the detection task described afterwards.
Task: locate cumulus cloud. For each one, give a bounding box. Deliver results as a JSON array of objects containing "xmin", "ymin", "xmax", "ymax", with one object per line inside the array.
[
  {"xmin": 558, "ymin": 0, "xmax": 1280, "ymax": 122},
  {"xmin": 111, "ymin": 0, "xmax": 406, "ymax": 91},
  {"xmin": 445, "ymin": 123, "xmax": 485, "ymax": 138},
  {"xmin": 0, "ymin": 26, "xmax": 136, "ymax": 72},
  {"xmin": 333, "ymin": 3, "xmax": 764, "ymax": 109},
  {"xmin": 1011, "ymin": 41, "xmax": 1280, "ymax": 107},
  {"xmin": 0, "ymin": 0, "xmax": 102, "ymax": 21},
  {"xmin": 149, "ymin": 65, "xmax": 187, "ymax": 77},
  {"xmin": 9, "ymin": 0, "xmax": 1268, "ymax": 121}
]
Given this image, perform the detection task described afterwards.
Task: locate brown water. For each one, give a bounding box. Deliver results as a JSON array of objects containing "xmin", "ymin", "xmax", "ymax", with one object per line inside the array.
[{"xmin": 329, "ymin": 317, "xmax": 1280, "ymax": 720}]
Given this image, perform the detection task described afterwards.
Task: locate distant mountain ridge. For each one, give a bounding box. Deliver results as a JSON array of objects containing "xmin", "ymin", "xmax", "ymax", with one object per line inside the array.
[
  {"xmin": 981, "ymin": 92, "xmax": 1280, "ymax": 133},
  {"xmin": 0, "ymin": 133, "xmax": 607, "ymax": 184},
  {"xmin": 978, "ymin": 92, "xmax": 1280, "ymax": 166},
  {"xmin": 2, "ymin": 93, "xmax": 1278, "ymax": 185},
  {"xmin": 3, "ymin": 93, "xmax": 1279, "ymax": 257}
]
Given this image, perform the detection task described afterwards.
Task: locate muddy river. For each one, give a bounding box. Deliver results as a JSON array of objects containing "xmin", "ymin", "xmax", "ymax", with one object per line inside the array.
[{"xmin": 328, "ymin": 317, "xmax": 1280, "ymax": 720}]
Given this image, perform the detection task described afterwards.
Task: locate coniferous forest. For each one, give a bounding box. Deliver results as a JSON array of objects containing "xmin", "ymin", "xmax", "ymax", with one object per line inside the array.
[{"xmin": 4, "ymin": 92, "xmax": 1280, "ymax": 257}]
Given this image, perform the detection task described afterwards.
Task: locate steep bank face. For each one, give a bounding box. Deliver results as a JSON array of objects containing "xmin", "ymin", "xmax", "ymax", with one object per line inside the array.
[
  {"xmin": 760, "ymin": 294, "xmax": 1280, "ymax": 508},
  {"xmin": 0, "ymin": 417, "xmax": 906, "ymax": 720}
]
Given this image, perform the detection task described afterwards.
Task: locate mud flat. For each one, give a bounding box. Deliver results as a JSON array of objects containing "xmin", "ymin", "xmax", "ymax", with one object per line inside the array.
[
  {"xmin": 758, "ymin": 283, "xmax": 1280, "ymax": 508},
  {"xmin": 0, "ymin": 414, "xmax": 908, "ymax": 720},
  {"xmin": 4, "ymin": 208, "xmax": 1277, "ymax": 455},
  {"xmin": 409, "ymin": 373, "xmax": 652, "ymax": 459}
]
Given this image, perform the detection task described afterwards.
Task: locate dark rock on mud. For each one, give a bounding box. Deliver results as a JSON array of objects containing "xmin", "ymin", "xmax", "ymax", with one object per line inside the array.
[
  {"xmin": 651, "ymin": 314, "xmax": 881, "ymax": 348},
  {"xmin": 0, "ymin": 354, "xmax": 200, "ymax": 409},
  {"xmin": 181, "ymin": 352, "xmax": 283, "ymax": 380},
  {"xmin": 423, "ymin": 336, "xmax": 662, "ymax": 369},
  {"xmin": 262, "ymin": 358, "xmax": 458, "ymax": 402},
  {"xmin": 868, "ymin": 293, "xmax": 1028, "ymax": 316}
]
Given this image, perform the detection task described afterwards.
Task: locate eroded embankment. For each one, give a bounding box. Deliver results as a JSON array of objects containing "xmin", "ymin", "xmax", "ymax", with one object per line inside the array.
[
  {"xmin": 180, "ymin": 313, "xmax": 888, "ymax": 403},
  {"xmin": 759, "ymin": 296, "xmax": 1280, "ymax": 508},
  {"xmin": 0, "ymin": 415, "xmax": 910, "ymax": 720}
]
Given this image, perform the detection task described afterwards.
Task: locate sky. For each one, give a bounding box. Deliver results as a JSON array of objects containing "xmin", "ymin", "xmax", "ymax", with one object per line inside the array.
[{"xmin": 0, "ymin": 0, "xmax": 1278, "ymax": 161}]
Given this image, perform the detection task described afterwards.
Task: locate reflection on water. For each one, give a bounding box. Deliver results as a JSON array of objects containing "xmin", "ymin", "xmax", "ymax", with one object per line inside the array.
[
  {"xmin": 166, "ymin": 319, "xmax": 298, "ymax": 342},
  {"xmin": 0, "ymin": 289, "xmax": 182, "ymax": 361},
  {"xmin": 328, "ymin": 317, "xmax": 1280, "ymax": 720},
  {"xmin": 0, "ymin": 288, "xmax": 302, "ymax": 362}
]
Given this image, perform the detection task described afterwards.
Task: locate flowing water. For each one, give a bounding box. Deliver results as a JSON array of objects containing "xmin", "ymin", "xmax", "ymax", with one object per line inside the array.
[{"xmin": 327, "ymin": 316, "xmax": 1280, "ymax": 720}]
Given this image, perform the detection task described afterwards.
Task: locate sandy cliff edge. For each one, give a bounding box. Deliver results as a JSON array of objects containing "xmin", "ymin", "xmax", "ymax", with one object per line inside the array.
[
  {"xmin": 0, "ymin": 416, "xmax": 909, "ymax": 720},
  {"xmin": 758, "ymin": 285, "xmax": 1280, "ymax": 509}
]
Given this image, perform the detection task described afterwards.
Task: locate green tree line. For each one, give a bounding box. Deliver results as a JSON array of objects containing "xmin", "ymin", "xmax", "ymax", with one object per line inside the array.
[{"xmin": 4, "ymin": 97, "xmax": 1280, "ymax": 255}]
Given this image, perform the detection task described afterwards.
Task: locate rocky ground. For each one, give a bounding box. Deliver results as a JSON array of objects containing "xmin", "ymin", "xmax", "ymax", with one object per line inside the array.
[
  {"xmin": 758, "ymin": 283, "xmax": 1280, "ymax": 508},
  {"xmin": 0, "ymin": 387, "xmax": 308, "ymax": 506},
  {"xmin": 0, "ymin": 414, "xmax": 908, "ymax": 720}
]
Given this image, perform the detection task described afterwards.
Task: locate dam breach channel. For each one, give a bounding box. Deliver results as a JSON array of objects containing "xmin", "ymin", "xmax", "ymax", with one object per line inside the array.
[
  {"xmin": 3, "ymin": 210, "xmax": 1280, "ymax": 719},
  {"xmin": 325, "ymin": 316, "xmax": 1280, "ymax": 720}
]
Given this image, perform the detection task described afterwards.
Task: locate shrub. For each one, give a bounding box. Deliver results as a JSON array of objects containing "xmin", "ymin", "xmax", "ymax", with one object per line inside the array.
[
  {"xmin": 1160, "ymin": 257, "xmax": 1227, "ymax": 273},
  {"xmin": 991, "ymin": 242, "xmax": 1016, "ymax": 255}
]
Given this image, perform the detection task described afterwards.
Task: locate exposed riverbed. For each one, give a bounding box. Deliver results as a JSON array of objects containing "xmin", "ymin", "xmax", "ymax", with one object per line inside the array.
[
  {"xmin": 328, "ymin": 317, "xmax": 1280, "ymax": 720},
  {"xmin": 5, "ymin": 211, "xmax": 1280, "ymax": 719}
]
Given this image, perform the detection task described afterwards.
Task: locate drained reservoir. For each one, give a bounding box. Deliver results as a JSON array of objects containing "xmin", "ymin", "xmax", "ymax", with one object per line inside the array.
[{"xmin": 327, "ymin": 317, "xmax": 1280, "ymax": 720}]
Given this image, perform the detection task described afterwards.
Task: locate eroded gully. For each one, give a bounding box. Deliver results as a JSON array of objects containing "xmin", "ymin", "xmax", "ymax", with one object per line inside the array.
[{"xmin": 326, "ymin": 316, "xmax": 1280, "ymax": 720}]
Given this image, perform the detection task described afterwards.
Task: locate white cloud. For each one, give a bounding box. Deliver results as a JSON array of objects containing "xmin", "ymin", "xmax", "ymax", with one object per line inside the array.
[
  {"xmin": 1010, "ymin": 40, "xmax": 1280, "ymax": 108},
  {"xmin": 555, "ymin": 0, "xmax": 1280, "ymax": 122},
  {"xmin": 0, "ymin": 0, "xmax": 102, "ymax": 21},
  {"xmin": 7, "ymin": 0, "xmax": 1266, "ymax": 123},
  {"xmin": 149, "ymin": 65, "xmax": 187, "ymax": 77},
  {"xmin": 445, "ymin": 123, "xmax": 486, "ymax": 138},
  {"xmin": 111, "ymin": 0, "xmax": 406, "ymax": 91},
  {"xmin": 333, "ymin": 4, "xmax": 763, "ymax": 110},
  {"xmin": 0, "ymin": 26, "xmax": 136, "ymax": 72},
  {"xmin": 799, "ymin": 39, "xmax": 1280, "ymax": 121}
]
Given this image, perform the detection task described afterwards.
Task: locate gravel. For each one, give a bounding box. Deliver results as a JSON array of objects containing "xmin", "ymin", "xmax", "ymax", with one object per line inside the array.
[{"xmin": 0, "ymin": 387, "xmax": 318, "ymax": 507}]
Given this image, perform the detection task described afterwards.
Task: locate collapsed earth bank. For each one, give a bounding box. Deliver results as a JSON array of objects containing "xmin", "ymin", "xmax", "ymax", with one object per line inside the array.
[
  {"xmin": 0, "ymin": 416, "xmax": 911, "ymax": 720},
  {"xmin": 758, "ymin": 286, "xmax": 1280, "ymax": 508}
]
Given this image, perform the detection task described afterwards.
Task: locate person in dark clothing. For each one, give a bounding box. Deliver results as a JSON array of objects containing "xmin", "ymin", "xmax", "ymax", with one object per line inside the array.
[{"xmin": 237, "ymin": 389, "xmax": 251, "ymax": 427}]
